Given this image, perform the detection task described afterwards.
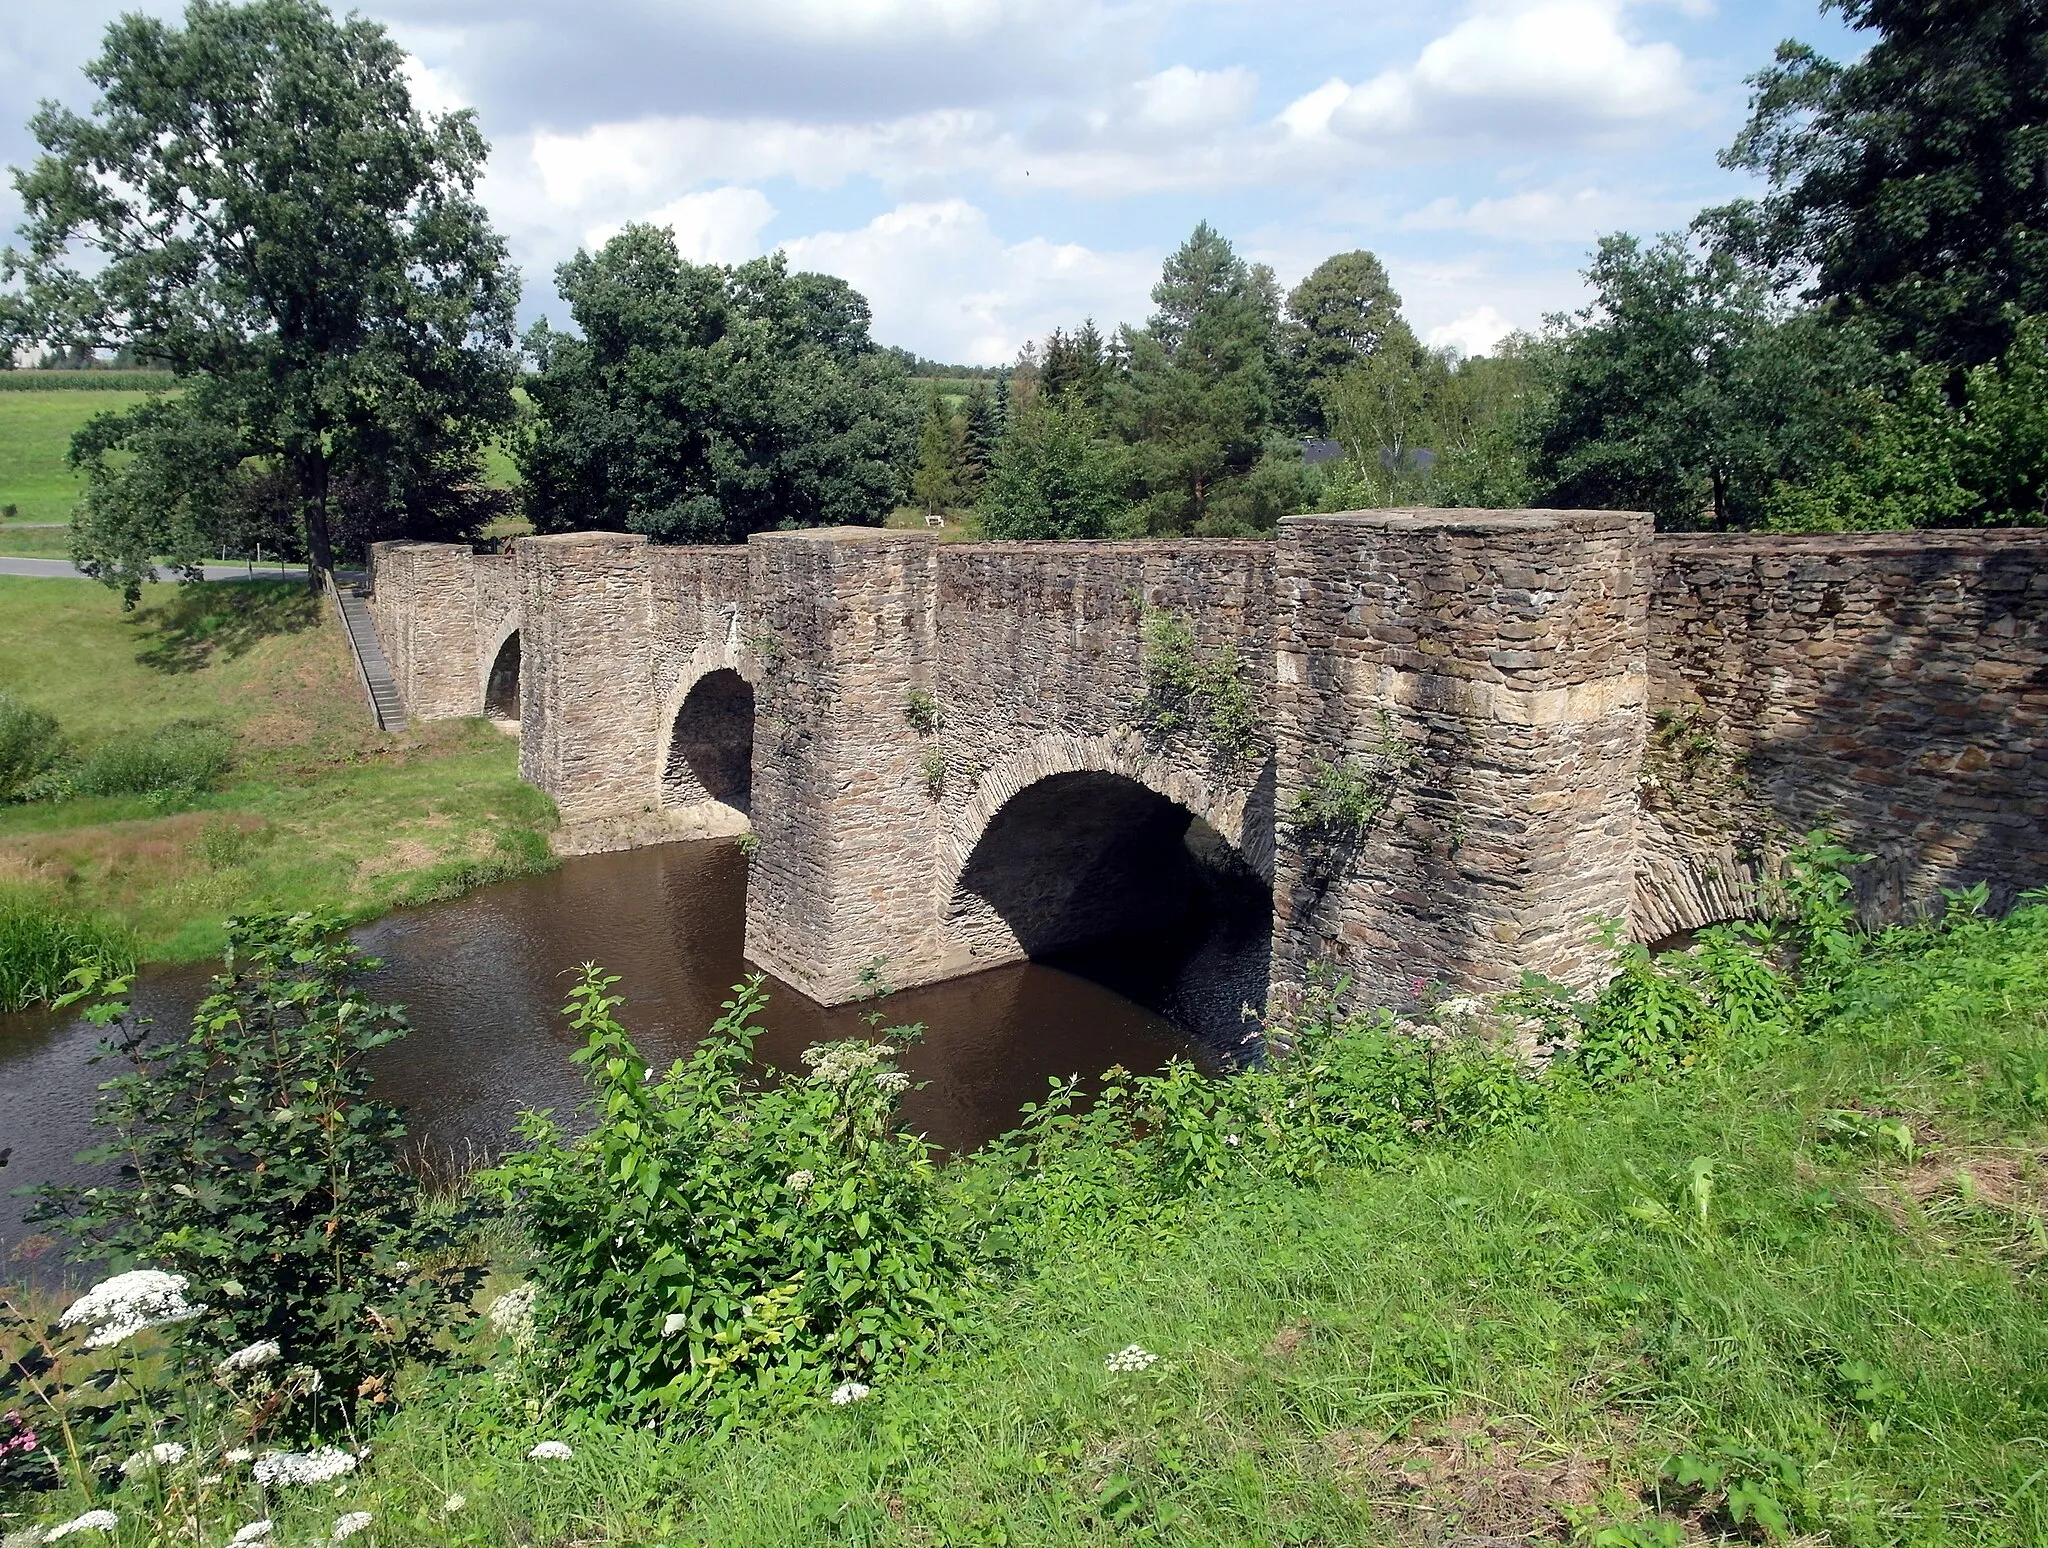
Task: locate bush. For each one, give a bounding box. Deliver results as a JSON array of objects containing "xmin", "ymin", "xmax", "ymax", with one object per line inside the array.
[
  {"xmin": 68, "ymin": 719, "xmax": 234, "ymax": 800},
  {"xmin": 489, "ymin": 969, "xmax": 966, "ymax": 1426},
  {"xmin": 0, "ymin": 692, "xmax": 65, "ymax": 802},
  {"xmin": 29, "ymin": 912, "xmax": 473, "ymax": 1435},
  {"xmin": 0, "ymin": 890, "xmax": 134, "ymax": 1011}
]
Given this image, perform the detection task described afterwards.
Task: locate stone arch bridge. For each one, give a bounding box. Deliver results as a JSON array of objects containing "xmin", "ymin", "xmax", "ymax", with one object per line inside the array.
[{"xmin": 368, "ymin": 515, "xmax": 2048, "ymax": 1009}]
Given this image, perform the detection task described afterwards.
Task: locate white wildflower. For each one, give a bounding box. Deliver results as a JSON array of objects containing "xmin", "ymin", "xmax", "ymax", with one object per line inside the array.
[
  {"xmin": 120, "ymin": 1440, "xmax": 189, "ymax": 1477},
  {"xmin": 442, "ymin": 1495, "xmax": 466, "ymax": 1514},
  {"xmin": 216, "ymin": 1340, "xmax": 282, "ymax": 1377},
  {"xmin": 41, "ymin": 1512, "xmax": 119, "ymax": 1541},
  {"xmin": 1224, "ymin": 1133, "xmax": 1241, "ymax": 1147},
  {"xmin": 2, "ymin": 1529, "xmax": 44, "ymax": 1548},
  {"xmin": 661, "ymin": 1312, "xmax": 688, "ymax": 1336},
  {"xmin": 873, "ymin": 1070, "xmax": 910, "ymax": 1095},
  {"xmin": 392, "ymin": 1261, "xmax": 413, "ymax": 1276},
  {"xmin": 224, "ymin": 1449, "xmax": 254, "ymax": 1465},
  {"xmin": 830, "ymin": 1381, "xmax": 871, "ymax": 1405},
  {"xmin": 331, "ymin": 1512, "xmax": 373, "ymax": 1541},
  {"xmin": 228, "ymin": 1522, "xmax": 273, "ymax": 1545},
  {"xmin": 784, "ymin": 1169, "xmax": 814, "ymax": 1195},
  {"xmin": 253, "ymin": 1447, "xmax": 358, "ymax": 1487},
  {"xmin": 200, "ymin": 1475, "xmax": 224, "ymax": 1487},
  {"xmin": 487, "ymin": 1283, "xmax": 538, "ymax": 1349},
  {"xmin": 58, "ymin": 1270, "xmax": 205, "ymax": 1350},
  {"xmin": 801, "ymin": 1042, "xmax": 888, "ymax": 1086},
  {"xmin": 1104, "ymin": 1344, "xmax": 1158, "ymax": 1373},
  {"xmin": 527, "ymin": 1440, "xmax": 574, "ymax": 1461},
  {"xmin": 1432, "ymin": 995, "xmax": 1486, "ymax": 1022}
]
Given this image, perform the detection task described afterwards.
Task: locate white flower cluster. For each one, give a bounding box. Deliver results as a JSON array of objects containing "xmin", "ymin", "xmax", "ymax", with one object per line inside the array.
[
  {"xmin": 216, "ymin": 1340, "xmax": 282, "ymax": 1377},
  {"xmin": 527, "ymin": 1440, "xmax": 574, "ymax": 1461},
  {"xmin": 784, "ymin": 1169, "xmax": 815, "ymax": 1195},
  {"xmin": 801, "ymin": 1042, "xmax": 893, "ymax": 1086},
  {"xmin": 872, "ymin": 1070, "xmax": 911, "ymax": 1096},
  {"xmin": 38, "ymin": 1511, "xmax": 119, "ymax": 1542},
  {"xmin": 119, "ymin": 1441, "xmax": 188, "ymax": 1477},
  {"xmin": 1396, "ymin": 993, "xmax": 1557, "ymax": 1071},
  {"xmin": 331, "ymin": 1512, "xmax": 373, "ymax": 1541},
  {"xmin": 228, "ymin": 1522, "xmax": 272, "ymax": 1545},
  {"xmin": 442, "ymin": 1495, "xmax": 466, "ymax": 1514},
  {"xmin": 1104, "ymin": 1344, "xmax": 1158, "ymax": 1373},
  {"xmin": 252, "ymin": 1447, "xmax": 358, "ymax": 1487},
  {"xmin": 661, "ymin": 1312, "xmax": 689, "ymax": 1337},
  {"xmin": 829, "ymin": 1381, "xmax": 871, "ymax": 1406},
  {"xmin": 487, "ymin": 1283, "xmax": 539, "ymax": 1349},
  {"xmin": 59, "ymin": 1270, "xmax": 205, "ymax": 1350}
]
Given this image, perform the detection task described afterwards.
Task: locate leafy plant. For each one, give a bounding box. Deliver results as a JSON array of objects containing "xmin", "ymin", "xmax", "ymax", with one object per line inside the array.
[
  {"xmin": 1660, "ymin": 1439, "xmax": 1814, "ymax": 1539},
  {"xmin": 489, "ymin": 969, "xmax": 966, "ymax": 1425},
  {"xmin": 67, "ymin": 719, "xmax": 234, "ymax": 802},
  {"xmin": 1287, "ymin": 712, "xmax": 1417, "ymax": 875},
  {"xmin": 29, "ymin": 912, "xmax": 472, "ymax": 1434},
  {"xmin": 1774, "ymin": 828, "xmax": 1873, "ymax": 988},
  {"xmin": 921, "ymin": 746, "xmax": 948, "ymax": 801},
  {"xmin": 0, "ymin": 692, "xmax": 65, "ymax": 802},
  {"xmin": 1132, "ymin": 607, "xmax": 1266, "ymax": 762},
  {"xmin": 0, "ymin": 891, "xmax": 134, "ymax": 1012},
  {"xmin": 903, "ymin": 689, "xmax": 942, "ymax": 737}
]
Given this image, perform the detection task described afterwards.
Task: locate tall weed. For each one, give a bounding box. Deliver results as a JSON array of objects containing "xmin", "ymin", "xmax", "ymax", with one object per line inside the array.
[
  {"xmin": 0, "ymin": 890, "xmax": 134, "ymax": 1011},
  {"xmin": 66, "ymin": 720, "xmax": 233, "ymax": 802},
  {"xmin": 0, "ymin": 692, "xmax": 64, "ymax": 802}
]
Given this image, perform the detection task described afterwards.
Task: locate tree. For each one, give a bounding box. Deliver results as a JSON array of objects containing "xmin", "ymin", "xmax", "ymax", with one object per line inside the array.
[
  {"xmin": 1040, "ymin": 319, "xmax": 1115, "ymax": 408},
  {"xmin": 979, "ymin": 398, "xmax": 1131, "ymax": 539},
  {"xmin": 1283, "ymin": 250, "xmax": 1419, "ymax": 431},
  {"xmin": 1118, "ymin": 223, "xmax": 1278, "ymax": 534},
  {"xmin": 518, "ymin": 229, "xmax": 917, "ymax": 542},
  {"xmin": 911, "ymin": 388, "xmax": 969, "ymax": 516},
  {"xmin": 961, "ymin": 379, "xmax": 1003, "ymax": 484},
  {"xmin": 1712, "ymin": 0, "xmax": 2048, "ymax": 369},
  {"xmin": 1528, "ymin": 233, "xmax": 1875, "ymax": 528},
  {"xmin": 1, "ymin": 0, "xmax": 520, "ymax": 598}
]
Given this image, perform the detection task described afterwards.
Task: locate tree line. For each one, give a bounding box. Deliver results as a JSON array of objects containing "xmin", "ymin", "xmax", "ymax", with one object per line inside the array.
[{"xmin": 2, "ymin": 0, "xmax": 2042, "ymax": 602}]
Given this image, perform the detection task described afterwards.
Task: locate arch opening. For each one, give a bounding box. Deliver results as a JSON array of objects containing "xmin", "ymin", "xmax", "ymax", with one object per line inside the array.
[
  {"xmin": 484, "ymin": 631, "xmax": 520, "ymax": 726},
  {"xmin": 949, "ymin": 770, "xmax": 1271, "ymax": 1047},
  {"xmin": 664, "ymin": 668, "xmax": 755, "ymax": 814}
]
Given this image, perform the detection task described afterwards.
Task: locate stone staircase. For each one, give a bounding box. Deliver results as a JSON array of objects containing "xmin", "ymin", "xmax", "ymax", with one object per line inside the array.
[{"xmin": 326, "ymin": 571, "xmax": 405, "ymax": 731}]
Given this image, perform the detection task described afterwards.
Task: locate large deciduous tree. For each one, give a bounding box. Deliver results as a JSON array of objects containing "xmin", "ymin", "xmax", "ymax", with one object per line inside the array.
[
  {"xmin": 1282, "ymin": 249, "xmax": 1419, "ymax": 431},
  {"xmin": 1712, "ymin": 0, "xmax": 2048, "ymax": 369},
  {"xmin": 518, "ymin": 227, "xmax": 915, "ymax": 542},
  {"xmin": 1, "ymin": 0, "xmax": 520, "ymax": 598}
]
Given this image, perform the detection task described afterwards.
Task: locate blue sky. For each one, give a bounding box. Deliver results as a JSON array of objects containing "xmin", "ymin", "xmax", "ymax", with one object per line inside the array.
[{"xmin": 1, "ymin": 0, "xmax": 1863, "ymax": 365}]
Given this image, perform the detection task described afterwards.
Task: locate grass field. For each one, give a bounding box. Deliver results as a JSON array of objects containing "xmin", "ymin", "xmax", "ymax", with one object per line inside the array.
[
  {"xmin": 0, "ymin": 575, "xmax": 553, "ymax": 961},
  {"xmin": 0, "ymin": 389, "xmax": 154, "ymax": 525}
]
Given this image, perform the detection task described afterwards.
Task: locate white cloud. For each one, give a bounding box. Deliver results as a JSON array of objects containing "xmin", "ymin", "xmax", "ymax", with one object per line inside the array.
[
  {"xmin": 400, "ymin": 54, "xmax": 471, "ymax": 119},
  {"xmin": 781, "ymin": 200, "xmax": 1156, "ymax": 364},
  {"xmin": 1127, "ymin": 65, "xmax": 1260, "ymax": 134},
  {"xmin": 1427, "ymin": 305, "xmax": 1516, "ymax": 355},
  {"xmin": 1284, "ymin": 0, "xmax": 1697, "ymax": 148},
  {"xmin": 585, "ymin": 188, "xmax": 778, "ymax": 263},
  {"xmin": 1399, "ymin": 186, "xmax": 1663, "ymax": 243}
]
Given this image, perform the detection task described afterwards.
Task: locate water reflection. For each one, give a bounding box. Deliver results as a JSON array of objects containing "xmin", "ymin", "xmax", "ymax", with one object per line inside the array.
[{"xmin": 1, "ymin": 839, "xmax": 1254, "ymax": 1283}]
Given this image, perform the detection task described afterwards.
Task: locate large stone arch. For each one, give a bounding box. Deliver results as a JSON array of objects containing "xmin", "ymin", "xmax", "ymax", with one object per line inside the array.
[
  {"xmin": 654, "ymin": 637, "xmax": 760, "ymax": 824},
  {"xmin": 480, "ymin": 620, "xmax": 522, "ymax": 725},
  {"xmin": 941, "ymin": 733, "xmax": 1275, "ymax": 903}
]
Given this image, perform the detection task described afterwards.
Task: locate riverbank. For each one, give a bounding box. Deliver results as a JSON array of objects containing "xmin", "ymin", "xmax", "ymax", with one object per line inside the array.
[
  {"xmin": 0, "ymin": 575, "xmax": 555, "ymax": 965},
  {"xmin": 6, "ymin": 888, "xmax": 2044, "ymax": 1545}
]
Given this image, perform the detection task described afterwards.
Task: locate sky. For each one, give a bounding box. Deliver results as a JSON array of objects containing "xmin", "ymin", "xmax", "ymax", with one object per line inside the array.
[{"xmin": 0, "ymin": 0, "xmax": 1863, "ymax": 366}]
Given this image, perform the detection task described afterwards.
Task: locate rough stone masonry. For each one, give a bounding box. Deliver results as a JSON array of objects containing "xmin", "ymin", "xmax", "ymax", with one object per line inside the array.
[{"xmin": 368, "ymin": 513, "xmax": 2048, "ymax": 1010}]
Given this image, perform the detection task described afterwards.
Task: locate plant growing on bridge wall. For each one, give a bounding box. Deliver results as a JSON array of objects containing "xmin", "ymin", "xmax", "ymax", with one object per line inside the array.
[
  {"xmin": 921, "ymin": 746, "xmax": 948, "ymax": 802},
  {"xmin": 1288, "ymin": 711, "xmax": 1419, "ymax": 883},
  {"xmin": 903, "ymin": 688, "xmax": 943, "ymax": 737},
  {"xmin": 1133, "ymin": 607, "xmax": 1266, "ymax": 763}
]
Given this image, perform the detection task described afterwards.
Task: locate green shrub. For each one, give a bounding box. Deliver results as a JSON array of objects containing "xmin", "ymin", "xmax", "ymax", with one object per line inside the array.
[
  {"xmin": 68, "ymin": 719, "xmax": 234, "ymax": 800},
  {"xmin": 0, "ymin": 890, "xmax": 134, "ymax": 1011},
  {"xmin": 0, "ymin": 691, "xmax": 65, "ymax": 801},
  {"xmin": 489, "ymin": 969, "xmax": 966, "ymax": 1426},
  {"xmin": 29, "ymin": 913, "xmax": 474, "ymax": 1435}
]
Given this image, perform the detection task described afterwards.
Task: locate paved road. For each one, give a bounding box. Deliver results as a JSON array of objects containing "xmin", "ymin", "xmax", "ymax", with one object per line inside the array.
[{"xmin": 0, "ymin": 556, "xmax": 310, "ymax": 582}]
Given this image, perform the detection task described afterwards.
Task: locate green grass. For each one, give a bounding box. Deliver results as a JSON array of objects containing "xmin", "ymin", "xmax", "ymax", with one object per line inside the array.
[
  {"xmin": 0, "ymin": 390, "xmax": 157, "ymax": 523},
  {"xmin": 0, "ymin": 575, "xmax": 555, "ymax": 961},
  {"xmin": 0, "ymin": 370, "xmax": 179, "ymax": 391},
  {"xmin": 0, "ymin": 886, "xmax": 134, "ymax": 1010}
]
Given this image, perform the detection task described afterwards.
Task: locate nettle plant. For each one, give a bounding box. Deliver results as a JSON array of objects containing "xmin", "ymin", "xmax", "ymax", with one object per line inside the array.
[
  {"xmin": 1288, "ymin": 711, "xmax": 1419, "ymax": 879},
  {"xmin": 489, "ymin": 967, "xmax": 967, "ymax": 1427},
  {"xmin": 26, "ymin": 913, "xmax": 474, "ymax": 1440}
]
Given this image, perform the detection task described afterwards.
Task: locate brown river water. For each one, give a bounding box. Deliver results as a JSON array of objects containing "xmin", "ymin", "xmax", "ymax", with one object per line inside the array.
[{"xmin": 1, "ymin": 838, "xmax": 1270, "ymax": 1284}]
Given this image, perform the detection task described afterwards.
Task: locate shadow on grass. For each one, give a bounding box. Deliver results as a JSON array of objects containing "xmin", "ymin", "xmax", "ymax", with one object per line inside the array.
[{"xmin": 131, "ymin": 580, "xmax": 321, "ymax": 674}]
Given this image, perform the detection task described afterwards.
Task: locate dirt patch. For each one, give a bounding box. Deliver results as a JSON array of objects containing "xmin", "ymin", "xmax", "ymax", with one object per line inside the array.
[
  {"xmin": 1327, "ymin": 1412, "xmax": 1613, "ymax": 1544},
  {"xmin": 1265, "ymin": 1320, "xmax": 1312, "ymax": 1359}
]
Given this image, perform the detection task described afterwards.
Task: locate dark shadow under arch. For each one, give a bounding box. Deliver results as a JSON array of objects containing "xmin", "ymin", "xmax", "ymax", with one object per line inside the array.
[
  {"xmin": 484, "ymin": 631, "xmax": 520, "ymax": 722},
  {"xmin": 664, "ymin": 668, "xmax": 755, "ymax": 813},
  {"xmin": 951, "ymin": 770, "xmax": 1271, "ymax": 1047}
]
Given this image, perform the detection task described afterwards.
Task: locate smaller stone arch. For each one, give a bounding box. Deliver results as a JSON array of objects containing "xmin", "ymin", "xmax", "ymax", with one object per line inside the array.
[
  {"xmin": 662, "ymin": 666, "xmax": 756, "ymax": 814},
  {"xmin": 942, "ymin": 732, "xmax": 1274, "ymax": 900},
  {"xmin": 482, "ymin": 627, "xmax": 521, "ymax": 726}
]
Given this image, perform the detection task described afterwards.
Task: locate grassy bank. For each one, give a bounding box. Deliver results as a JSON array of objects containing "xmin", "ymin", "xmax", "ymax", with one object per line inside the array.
[
  {"xmin": 7, "ymin": 896, "xmax": 2043, "ymax": 1546},
  {"xmin": 0, "ymin": 575, "xmax": 553, "ymax": 965},
  {"xmin": 0, "ymin": 391, "xmax": 157, "ymax": 526}
]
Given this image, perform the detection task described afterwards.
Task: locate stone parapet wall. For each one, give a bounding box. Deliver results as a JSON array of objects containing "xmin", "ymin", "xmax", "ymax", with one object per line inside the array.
[
  {"xmin": 1640, "ymin": 530, "xmax": 2048, "ymax": 937},
  {"xmin": 1273, "ymin": 510, "xmax": 1650, "ymax": 1004}
]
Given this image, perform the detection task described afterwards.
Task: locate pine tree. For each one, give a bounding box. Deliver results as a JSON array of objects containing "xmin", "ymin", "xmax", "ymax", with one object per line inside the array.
[{"xmin": 911, "ymin": 387, "xmax": 968, "ymax": 518}]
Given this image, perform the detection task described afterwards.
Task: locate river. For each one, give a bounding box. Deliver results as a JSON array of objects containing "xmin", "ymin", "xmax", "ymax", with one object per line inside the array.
[{"xmin": 1, "ymin": 837, "xmax": 1270, "ymax": 1283}]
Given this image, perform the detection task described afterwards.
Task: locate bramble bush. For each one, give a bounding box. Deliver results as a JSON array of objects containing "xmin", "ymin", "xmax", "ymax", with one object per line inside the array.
[{"xmin": 488, "ymin": 968, "xmax": 967, "ymax": 1426}]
